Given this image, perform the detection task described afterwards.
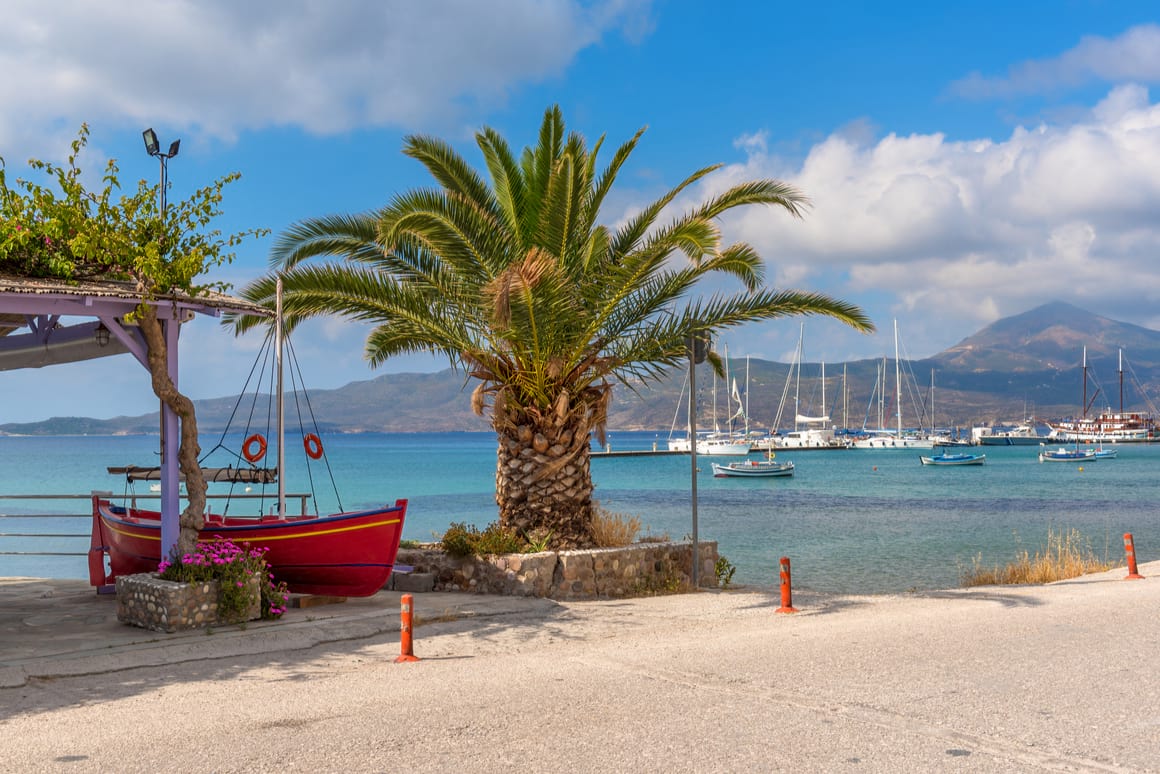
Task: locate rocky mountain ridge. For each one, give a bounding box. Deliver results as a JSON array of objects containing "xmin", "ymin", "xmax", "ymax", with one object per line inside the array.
[{"xmin": 3, "ymin": 301, "xmax": 1158, "ymax": 435}]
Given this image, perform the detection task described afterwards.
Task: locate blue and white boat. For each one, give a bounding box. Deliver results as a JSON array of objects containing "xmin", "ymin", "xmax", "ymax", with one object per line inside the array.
[
  {"xmin": 919, "ymin": 452, "xmax": 986, "ymax": 466},
  {"xmin": 1038, "ymin": 446, "xmax": 1097, "ymax": 463},
  {"xmin": 711, "ymin": 459, "xmax": 795, "ymax": 478}
]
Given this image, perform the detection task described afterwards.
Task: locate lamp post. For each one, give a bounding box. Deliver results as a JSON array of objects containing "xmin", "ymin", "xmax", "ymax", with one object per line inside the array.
[
  {"xmin": 142, "ymin": 128, "xmax": 182, "ymax": 558},
  {"xmin": 142, "ymin": 128, "xmax": 180, "ymax": 215}
]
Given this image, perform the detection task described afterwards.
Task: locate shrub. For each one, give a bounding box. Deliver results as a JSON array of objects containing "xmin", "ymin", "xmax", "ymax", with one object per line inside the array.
[
  {"xmin": 439, "ymin": 521, "xmax": 528, "ymax": 557},
  {"xmin": 715, "ymin": 555, "xmax": 737, "ymax": 588},
  {"xmin": 960, "ymin": 527, "xmax": 1113, "ymax": 587},
  {"xmin": 590, "ymin": 504, "xmax": 641, "ymax": 547}
]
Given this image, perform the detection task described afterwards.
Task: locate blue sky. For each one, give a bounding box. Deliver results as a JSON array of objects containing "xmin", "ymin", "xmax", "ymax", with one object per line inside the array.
[{"xmin": 3, "ymin": 1, "xmax": 1160, "ymax": 423}]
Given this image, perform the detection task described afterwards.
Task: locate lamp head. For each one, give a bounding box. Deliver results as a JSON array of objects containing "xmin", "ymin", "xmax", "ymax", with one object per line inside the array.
[
  {"xmin": 142, "ymin": 128, "xmax": 160, "ymax": 156},
  {"xmin": 94, "ymin": 321, "xmax": 110, "ymax": 347},
  {"xmin": 167, "ymin": 139, "xmax": 180, "ymax": 158}
]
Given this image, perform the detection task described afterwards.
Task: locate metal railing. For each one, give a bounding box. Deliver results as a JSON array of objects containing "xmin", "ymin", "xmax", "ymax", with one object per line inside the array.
[{"xmin": 0, "ymin": 491, "xmax": 313, "ymax": 558}]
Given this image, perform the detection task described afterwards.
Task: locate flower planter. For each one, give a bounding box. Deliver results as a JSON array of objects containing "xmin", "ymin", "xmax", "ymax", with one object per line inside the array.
[{"xmin": 116, "ymin": 572, "xmax": 261, "ymax": 633}]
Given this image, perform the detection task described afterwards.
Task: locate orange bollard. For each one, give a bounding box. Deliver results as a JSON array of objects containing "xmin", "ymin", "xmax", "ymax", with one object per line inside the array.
[
  {"xmin": 775, "ymin": 556, "xmax": 798, "ymax": 613},
  {"xmin": 1123, "ymin": 533, "xmax": 1144, "ymax": 580},
  {"xmin": 395, "ymin": 593, "xmax": 421, "ymax": 662}
]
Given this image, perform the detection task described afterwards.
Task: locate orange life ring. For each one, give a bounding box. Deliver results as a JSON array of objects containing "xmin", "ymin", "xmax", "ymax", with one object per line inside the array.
[
  {"xmin": 303, "ymin": 433, "xmax": 324, "ymax": 460},
  {"xmin": 242, "ymin": 433, "xmax": 267, "ymax": 463}
]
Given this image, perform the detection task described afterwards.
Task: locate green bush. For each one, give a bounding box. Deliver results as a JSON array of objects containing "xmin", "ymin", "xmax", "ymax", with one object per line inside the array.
[
  {"xmin": 440, "ymin": 521, "xmax": 527, "ymax": 557},
  {"xmin": 715, "ymin": 555, "xmax": 737, "ymax": 588}
]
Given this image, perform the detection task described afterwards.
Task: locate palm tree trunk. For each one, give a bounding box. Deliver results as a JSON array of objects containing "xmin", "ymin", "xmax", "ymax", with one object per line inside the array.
[
  {"xmin": 136, "ymin": 304, "xmax": 206, "ymax": 556},
  {"xmin": 494, "ymin": 414, "xmax": 594, "ymax": 549}
]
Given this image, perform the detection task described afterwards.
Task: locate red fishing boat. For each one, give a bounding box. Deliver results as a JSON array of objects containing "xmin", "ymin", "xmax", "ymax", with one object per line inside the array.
[
  {"xmin": 88, "ymin": 278, "xmax": 410, "ymax": 597},
  {"xmin": 91, "ymin": 496, "xmax": 407, "ymax": 597}
]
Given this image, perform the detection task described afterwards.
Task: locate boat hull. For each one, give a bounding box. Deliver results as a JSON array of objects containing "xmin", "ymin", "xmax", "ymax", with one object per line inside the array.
[
  {"xmin": 93, "ymin": 497, "xmax": 407, "ymax": 597},
  {"xmin": 1038, "ymin": 448, "xmax": 1096, "ymax": 463},
  {"xmin": 919, "ymin": 453, "xmax": 986, "ymax": 466},
  {"xmin": 975, "ymin": 436, "xmax": 1043, "ymax": 446},
  {"xmin": 851, "ymin": 436, "xmax": 935, "ymax": 449},
  {"xmin": 697, "ymin": 439, "xmax": 751, "ymax": 456},
  {"xmin": 711, "ymin": 461, "xmax": 794, "ymax": 478}
]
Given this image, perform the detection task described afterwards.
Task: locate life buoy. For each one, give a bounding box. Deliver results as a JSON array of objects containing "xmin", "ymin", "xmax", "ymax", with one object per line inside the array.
[
  {"xmin": 303, "ymin": 433, "xmax": 324, "ymax": 460},
  {"xmin": 242, "ymin": 433, "xmax": 267, "ymax": 463}
]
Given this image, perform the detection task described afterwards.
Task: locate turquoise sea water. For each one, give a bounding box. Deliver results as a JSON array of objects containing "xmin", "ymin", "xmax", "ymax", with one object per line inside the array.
[{"xmin": 2, "ymin": 430, "xmax": 1157, "ymax": 594}]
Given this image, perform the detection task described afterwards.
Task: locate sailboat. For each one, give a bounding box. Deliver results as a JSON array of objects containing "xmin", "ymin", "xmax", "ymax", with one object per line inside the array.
[
  {"xmin": 666, "ymin": 371, "xmax": 692, "ymax": 452},
  {"xmin": 91, "ymin": 279, "xmax": 409, "ymax": 597},
  {"xmin": 1046, "ymin": 348, "xmax": 1158, "ymax": 443},
  {"xmin": 697, "ymin": 345, "xmax": 750, "ymax": 456},
  {"xmin": 764, "ymin": 324, "xmax": 847, "ymax": 450},
  {"xmin": 851, "ymin": 320, "xmax": 934, "ymax": 449}
]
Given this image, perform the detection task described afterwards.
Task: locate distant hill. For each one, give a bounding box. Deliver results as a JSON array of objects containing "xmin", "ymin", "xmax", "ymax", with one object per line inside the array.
[{"xmin": 3, "ymin": 301, "xmax": 1159, "ymax": 436}]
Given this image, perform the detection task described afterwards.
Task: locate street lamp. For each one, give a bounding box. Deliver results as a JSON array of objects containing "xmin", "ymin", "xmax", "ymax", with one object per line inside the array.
[
  {"xmin": 93, "ymin": 321, "xmax": 110, "ymax": 347},
  {"xmin": 142, "ymin": 128, "xmax": 180, "ymax": 214}
]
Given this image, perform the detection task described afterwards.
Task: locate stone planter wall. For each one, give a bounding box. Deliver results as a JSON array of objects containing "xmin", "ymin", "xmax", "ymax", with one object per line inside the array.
[
  {"xmin": 116, "ymin": 572, "xmax": 261, "ymax": 633},
  {"xmin": 396, "ymin": 540, "xmax": 718, "ymax": 599}
]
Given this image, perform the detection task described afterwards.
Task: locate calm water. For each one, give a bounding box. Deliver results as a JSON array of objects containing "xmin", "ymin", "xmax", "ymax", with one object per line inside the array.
[{"xmin": 1, "ymin": 431, "xmax": 1157, "ymax": 594}]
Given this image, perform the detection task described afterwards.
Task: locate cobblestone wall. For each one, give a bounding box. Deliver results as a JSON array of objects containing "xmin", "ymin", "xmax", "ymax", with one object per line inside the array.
[
  {"xmin": 116, "ymin": 572, "xmax": 261, "ymax": 633},
  {"xmin": 395, "ymin": 541, "xmax": 718, "ymax": 599}
]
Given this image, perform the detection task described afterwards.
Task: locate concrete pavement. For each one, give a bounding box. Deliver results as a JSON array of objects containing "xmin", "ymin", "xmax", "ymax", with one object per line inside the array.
[{"xmin": 2, "ymin": 562, "xmax": 1158, "ymax": 772}]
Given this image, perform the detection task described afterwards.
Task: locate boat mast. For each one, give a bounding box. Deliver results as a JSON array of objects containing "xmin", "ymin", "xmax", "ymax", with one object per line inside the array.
[
  {"xmin": 794, "ymin": 324, "xmax": 803, "ymax": 431},
  {"xmin": 1082, "ymin": 346, "xmax": 1088, "ymax": 420},
  {"xmin": 275, "ymin": 276, "xmax": 286, "ymax": 518},
  {"xmin": 931, "ymin": 369, "xmax": 935, "ymax": 436},
  {"xmin": 842, "ymin": 364, "xmax": 848, "ymax": 431},
  {"xmin": 821, "ymin": 361, "xmax": 826, "ymax": 421},
  {"xmin": 745, "ymin": 356, "xmax": 750, "ymax": 438},
  {"xmin": 894, "ymin": 320, "xmax": 902, "ymax": 437},
  {"xmin": 1119, "ymin": 348, "xmax": 1124, "ymax": 414}
]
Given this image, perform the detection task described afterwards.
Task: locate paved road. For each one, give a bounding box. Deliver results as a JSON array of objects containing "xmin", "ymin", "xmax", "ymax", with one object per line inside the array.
[{"xmin": 2, "ymin": 562, "xmax": 1158, "ymax": 772}]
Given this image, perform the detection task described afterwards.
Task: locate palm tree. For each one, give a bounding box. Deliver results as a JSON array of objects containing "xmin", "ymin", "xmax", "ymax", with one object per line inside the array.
[{"xmin": 231, "ymin": 105, "xmax": 873, "ymax": 549}]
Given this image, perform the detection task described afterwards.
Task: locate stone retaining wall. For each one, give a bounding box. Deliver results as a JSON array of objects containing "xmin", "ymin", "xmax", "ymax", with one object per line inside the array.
[{"xmin": 395, "ymin": 540, "xmax": 718, "ymax": 599}]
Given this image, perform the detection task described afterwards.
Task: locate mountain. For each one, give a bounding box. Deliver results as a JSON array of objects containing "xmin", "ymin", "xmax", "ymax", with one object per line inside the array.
[{"xmin": 3, "ymin": 301, "xmax": 1159, "ymax": 436}]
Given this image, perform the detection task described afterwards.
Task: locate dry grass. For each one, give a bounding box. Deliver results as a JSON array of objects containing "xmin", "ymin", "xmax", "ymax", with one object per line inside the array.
[
  {"xmin": 590, "ymin": 505, "xmax": 641, "ymax": 547},
  {"xmin": 960, "ymin": 527, "xmax": 1114, "ymax": 587}
]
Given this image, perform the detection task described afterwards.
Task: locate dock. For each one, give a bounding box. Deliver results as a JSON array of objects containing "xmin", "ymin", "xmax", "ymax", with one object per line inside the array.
[{"xmin": 590, "ymin": 446, "xmax": 689, "ymax": 458}]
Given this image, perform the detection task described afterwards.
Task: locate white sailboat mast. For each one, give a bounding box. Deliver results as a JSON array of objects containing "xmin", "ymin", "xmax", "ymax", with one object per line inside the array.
[
  {"xmin": 794, "ymin": 324, "xmax": 803, "ymax": 431},
  {"xmin": 842, "ymin": 364, "xmax": 848, "ymax": 431},
  {"xmin": 745, "ymin": 356, "xmax": 750, "ymax": 437},
  {"xmin": 894, "ymin": 319, "xmax": 902, "ymax": 436},
  {"xmin": 821, "ymin": 361, "xmax": 826, "ymax": 419}
]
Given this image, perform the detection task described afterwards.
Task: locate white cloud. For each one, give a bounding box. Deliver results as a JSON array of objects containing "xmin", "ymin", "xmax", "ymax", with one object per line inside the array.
[
  {"xmin": 0, "ymin": 0, "xmax": 647, "ymax": 152},
  {"xmin": 950, "ymin": 23, "xmax": 1160, "ymax": 99},
  {"xmin": 696, "ymin": 85, "xmax": 1160, "ymax": 358}
]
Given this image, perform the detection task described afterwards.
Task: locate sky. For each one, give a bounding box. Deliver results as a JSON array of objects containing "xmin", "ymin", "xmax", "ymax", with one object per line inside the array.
[{"xmin": 3, "ymin": 0, "xmax": 1160, "ymax": 424}]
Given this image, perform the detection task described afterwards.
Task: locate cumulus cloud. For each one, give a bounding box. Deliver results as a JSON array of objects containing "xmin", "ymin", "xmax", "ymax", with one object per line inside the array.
[
  {"xmin": 950, "ymin": 23, "xmax": 1160, "ymax": 99},
  {"xmin": 0, "ymin": 0, "xmax": 647, "ymax": 151},
  {"xmin": 690, "ymin": 85, "xmax": 1160, "ymax": 357}
]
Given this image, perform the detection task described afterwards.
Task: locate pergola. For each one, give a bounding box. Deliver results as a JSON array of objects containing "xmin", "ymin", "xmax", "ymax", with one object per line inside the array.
[{"xmin": 0, "ymin": 273, "xmax": 271, "ymax": 559}]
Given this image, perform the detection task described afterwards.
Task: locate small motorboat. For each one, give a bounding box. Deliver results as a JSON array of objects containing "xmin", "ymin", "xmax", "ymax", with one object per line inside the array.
[
  {"xmin": 711, "ymin": 459, "xmax": 795, "ymax": 478},
  {"xmin": 1038, "ymin": 446, "xmax": 1097, "ymax": 463},
  {"xmin": 919, "ymin": 452, "xmax": 986, "ymax": 466}
]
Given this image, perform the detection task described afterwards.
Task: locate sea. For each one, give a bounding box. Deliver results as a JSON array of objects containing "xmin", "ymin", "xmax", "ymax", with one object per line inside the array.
[{"xmin": 2, "ymin": 430, "xmax": 1157, "ymax": 595}]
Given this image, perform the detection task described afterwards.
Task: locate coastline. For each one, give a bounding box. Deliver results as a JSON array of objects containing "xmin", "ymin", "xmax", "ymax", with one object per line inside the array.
[{"xmin": 2, "ymin": 562, "xmax": 1158, "ymax": 771}]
